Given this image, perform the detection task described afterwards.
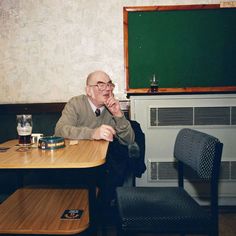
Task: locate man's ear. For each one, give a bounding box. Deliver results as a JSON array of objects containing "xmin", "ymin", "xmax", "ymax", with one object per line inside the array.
[
  {"xmin": 86, "ymin": 86, "xmax": 96, "ymax": 99},
  {"xmin": 86, "ymin": 86, "xmax": 91, "ymax": 96}
]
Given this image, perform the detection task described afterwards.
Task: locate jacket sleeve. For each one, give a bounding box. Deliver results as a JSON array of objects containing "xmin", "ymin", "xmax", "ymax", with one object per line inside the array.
[
  {"xmin": 113, "ymin": 115, "xmax": 135, "ymax": 145},
  {"xmin": 128, "ymin": 120, "xmax": 146, "ymax": 178}
]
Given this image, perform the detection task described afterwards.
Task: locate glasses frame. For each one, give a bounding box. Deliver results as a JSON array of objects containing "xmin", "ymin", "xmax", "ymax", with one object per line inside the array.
[{"xmin": 88, "ymin": 80, "xmax": 115, "ymax": 91}]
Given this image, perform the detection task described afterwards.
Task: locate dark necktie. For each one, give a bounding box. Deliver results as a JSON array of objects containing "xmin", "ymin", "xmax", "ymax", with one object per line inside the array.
[{"xmin": 95, "ymin": 108, "xmax": 100, "ymax": 117}]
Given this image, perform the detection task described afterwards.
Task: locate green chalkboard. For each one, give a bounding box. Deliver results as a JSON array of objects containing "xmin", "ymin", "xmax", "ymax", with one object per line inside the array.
[{"xmin": 124, "ymin": 5, "xmax": 236, "ymax": 94}]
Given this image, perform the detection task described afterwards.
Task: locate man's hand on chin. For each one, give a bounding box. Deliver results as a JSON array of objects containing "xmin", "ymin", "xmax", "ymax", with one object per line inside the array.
[{"xmin": 105, "ymin": 95, "xmax": 123, "ymax": 117}]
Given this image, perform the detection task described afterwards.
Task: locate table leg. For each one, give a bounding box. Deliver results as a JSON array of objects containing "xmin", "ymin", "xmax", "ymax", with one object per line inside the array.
[{"xmin": 88, "ymin": 184, "xmax": 97, "ymax": 235}]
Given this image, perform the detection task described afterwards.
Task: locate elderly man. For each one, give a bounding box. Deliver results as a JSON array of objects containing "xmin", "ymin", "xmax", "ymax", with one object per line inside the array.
[
  {"xmin": 55, "ymin": 70, "xmax": 137, "ymax": 207},
  {"xmin": 55, "ymin": 70, "xmax": 135, "ymax": 145}
]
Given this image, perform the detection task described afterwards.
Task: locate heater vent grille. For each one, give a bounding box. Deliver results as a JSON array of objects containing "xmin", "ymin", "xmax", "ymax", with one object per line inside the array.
[
  {"xmin": 150, "ymin": 106, "xmax": 234, "ymax": 127},
  {"xmin": 232, "ymin": 107, "xmax": 236, "ymax": 125},
  {"xmin": 148, "ymin": 161, "xmax": 234, "ymax": 182}
]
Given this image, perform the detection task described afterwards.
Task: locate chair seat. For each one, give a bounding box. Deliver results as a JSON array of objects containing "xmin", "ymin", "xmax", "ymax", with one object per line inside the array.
[{"xmin": 116, "ymin": 186, "xmax": 212, "ymax": 233}]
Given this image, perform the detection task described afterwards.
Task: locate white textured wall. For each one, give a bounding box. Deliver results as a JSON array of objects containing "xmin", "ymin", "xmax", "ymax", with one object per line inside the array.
[{"xmin": 0, "ymin": 0, "xmax": 227, "ymax": 103}]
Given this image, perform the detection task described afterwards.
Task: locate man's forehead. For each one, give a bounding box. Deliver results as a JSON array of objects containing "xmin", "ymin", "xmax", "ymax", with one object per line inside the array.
[{"xmin": 92, "ymin": 73, "xmax": 111, "ymax": 83}]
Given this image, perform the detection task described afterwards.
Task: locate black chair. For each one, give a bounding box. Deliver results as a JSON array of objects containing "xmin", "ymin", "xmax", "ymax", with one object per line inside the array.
[{"xmin": 116, "ymin": 128, "xmax": 223, "ymax": 236}]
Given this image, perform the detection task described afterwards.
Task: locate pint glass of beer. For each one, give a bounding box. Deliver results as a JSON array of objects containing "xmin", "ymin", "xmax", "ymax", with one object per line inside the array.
[{"xmin": 16, "ymin": 114, "xmax": 33, "ymax": 146}]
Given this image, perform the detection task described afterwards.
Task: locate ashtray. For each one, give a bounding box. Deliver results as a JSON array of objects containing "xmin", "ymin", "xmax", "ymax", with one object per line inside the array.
[{"xmin": 38, "ymin": 136, "xmax": 65, "ymax": 150}]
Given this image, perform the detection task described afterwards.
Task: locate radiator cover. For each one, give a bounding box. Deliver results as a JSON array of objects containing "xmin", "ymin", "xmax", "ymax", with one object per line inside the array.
[{"xmin": 130, "ymin": 94, "xmax": 236, "ymax": 205}]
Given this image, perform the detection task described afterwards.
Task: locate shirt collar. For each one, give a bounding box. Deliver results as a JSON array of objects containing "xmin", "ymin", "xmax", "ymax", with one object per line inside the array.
[{"xmin": 88, "ymin": 98, "xmax": 105, "ymax": 113}]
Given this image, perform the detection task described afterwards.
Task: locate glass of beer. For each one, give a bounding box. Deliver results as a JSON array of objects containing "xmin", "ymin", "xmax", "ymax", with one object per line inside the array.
[{"xmin": 16, "ymin": 114, "xmax": 33, "ymax": 146}]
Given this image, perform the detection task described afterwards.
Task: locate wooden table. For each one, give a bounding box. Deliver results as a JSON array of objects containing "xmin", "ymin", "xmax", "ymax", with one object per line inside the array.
[
  {"xmin": 0, "ymin": 139, "xmax": 108, "ymax": 169},
  {"xmin": 0, "ymin": 139, "xmax": 109, "ymax": 235}
]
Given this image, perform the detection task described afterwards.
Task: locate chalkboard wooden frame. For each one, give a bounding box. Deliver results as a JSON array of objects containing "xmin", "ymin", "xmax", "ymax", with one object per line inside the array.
[{"xmin": 124, "ymin": 4, "xmax": 236, "ymax": 95}]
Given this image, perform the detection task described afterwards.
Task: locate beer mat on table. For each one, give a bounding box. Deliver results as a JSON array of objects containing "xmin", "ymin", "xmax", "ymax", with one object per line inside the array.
[
  {"xmin": 61, "ymin": 209, "xmax": 83, "ymax": 220},
  {"xmin": 69, "ymin": 140, "xmax": 79, "ymax": 145},
  {"xmin": 16, "ymin": 147, "xmax": 31, "ymax": 152},
  {"xmin": 0, "ymin": 147, "xmax": 10, "ymax": 152},
  {"xmin": 38, "ymin": 136, "xmax": 65, "ymax": 150}
]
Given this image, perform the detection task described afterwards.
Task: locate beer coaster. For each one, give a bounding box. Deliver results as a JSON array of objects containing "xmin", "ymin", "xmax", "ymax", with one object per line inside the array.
[
  {"xmin": 16, "ymin": 147, "xmax": 31, "ymax": 152},
  {"xmin": 69, "ymin": 140, "xmax": 79, "ymax": 145},
  {"xmin": 61, "ymin": 209, "xmax": 83, "ymax": 220},
  {"xmin": 0, "ymin": 147, "xmax": 10, "ymax": 152}
]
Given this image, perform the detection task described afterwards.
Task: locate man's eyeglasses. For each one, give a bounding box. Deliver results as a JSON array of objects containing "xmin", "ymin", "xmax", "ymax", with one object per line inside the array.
[{"xmin": 89, "ymin": 80, "xmax": 115, "ymax": 91}]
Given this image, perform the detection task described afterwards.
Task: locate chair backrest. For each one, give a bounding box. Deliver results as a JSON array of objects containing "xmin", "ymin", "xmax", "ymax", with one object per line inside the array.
[
  {"xmin": 174, "ymin": 128, "xmax": 223, "ymax": 229},
  {"xmin": 174, "ymin": 128, "xmax": 223, "ymax": 180}
]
